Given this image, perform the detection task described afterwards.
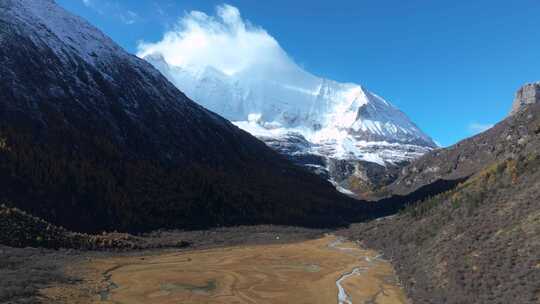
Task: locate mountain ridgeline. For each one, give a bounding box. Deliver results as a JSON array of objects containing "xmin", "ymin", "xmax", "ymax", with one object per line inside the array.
[{"xmin": 0, "ymin": 0, "xmax": 370, "ymax": 233}]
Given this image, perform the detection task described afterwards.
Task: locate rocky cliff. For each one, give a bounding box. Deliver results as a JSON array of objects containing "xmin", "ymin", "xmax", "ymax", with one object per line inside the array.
[{"xmin": 511, "ymin": 82, "xmax": 540, "ymax": 115}]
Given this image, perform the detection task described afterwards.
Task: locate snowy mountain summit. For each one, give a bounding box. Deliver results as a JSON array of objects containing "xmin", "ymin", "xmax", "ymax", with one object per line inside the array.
[{"xmin": 139, "ymin": 5, "xmax": 436, "ymax": 195}]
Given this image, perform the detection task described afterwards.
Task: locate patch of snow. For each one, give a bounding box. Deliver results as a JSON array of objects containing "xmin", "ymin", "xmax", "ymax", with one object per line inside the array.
[
  {"xmin": 232, "ymin": 120, "xmax": 276, "ymax": 137},
  {"xmin": 336, "ymin": 185, "xmax": 357, "ymax": 197},
  {"xmin": 7, "ymin": 0, "xmax": 160, "ymax": 86},
  {"xmin": 9, "ymin": 0, "xmax": 117, "ymax": 66}
]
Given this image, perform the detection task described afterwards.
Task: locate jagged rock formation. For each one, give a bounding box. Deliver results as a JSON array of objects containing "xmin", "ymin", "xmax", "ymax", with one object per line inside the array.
[
  {"xmin": 257, "ymin": 131, "xmax": 428, "ymax": 196},
  {"xmin": 510, "ymin": 82, "xmax": 540, "ymax": 115}
]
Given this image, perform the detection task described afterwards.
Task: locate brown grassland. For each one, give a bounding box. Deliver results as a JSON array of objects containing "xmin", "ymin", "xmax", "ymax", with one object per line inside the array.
[{"xmin": 42, "ymin": 235, "xmax": 408, "ymax": 304}]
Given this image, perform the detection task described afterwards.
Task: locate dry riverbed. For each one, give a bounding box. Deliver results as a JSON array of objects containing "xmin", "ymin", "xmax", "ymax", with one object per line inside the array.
[{"xmin": 41, "ymin": 234, "xmax": 409, "ymax": 304}]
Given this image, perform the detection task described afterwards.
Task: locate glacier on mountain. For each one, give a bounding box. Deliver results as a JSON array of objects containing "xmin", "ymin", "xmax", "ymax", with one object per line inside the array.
[
  {"xmin": 137, "ymin": 4, "xmax": 436, "ymax": 193},
  {"xmin": 138, "ymin": 5, "xmax": 435, "ymax": 161}
]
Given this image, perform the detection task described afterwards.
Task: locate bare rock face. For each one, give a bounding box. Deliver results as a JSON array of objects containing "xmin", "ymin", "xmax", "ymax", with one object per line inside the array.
[{"xmin": 510, "ymin": 82, "xmax": 540, "ymax": 115}]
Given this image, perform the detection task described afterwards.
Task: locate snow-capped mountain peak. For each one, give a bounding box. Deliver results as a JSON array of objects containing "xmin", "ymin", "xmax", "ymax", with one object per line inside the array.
[
  {"xmin": 144, "ymin": 52, "xmax": 435, "ymax": 164},
  {"xmin": 138, "ymin": 4, "xmax": 436, "ymax": 194},
  {"xmin": 137, "ymin": 4, "xmax": 435, "ymax": 164}
]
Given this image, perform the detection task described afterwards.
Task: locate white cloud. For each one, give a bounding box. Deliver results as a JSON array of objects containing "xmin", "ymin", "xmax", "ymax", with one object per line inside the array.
[
  {"xmin": 468, "ymin": 122, "xmax": 494, "ymax": 134},
  {"xmin": 136, "ymin": 4, "xmax": 294, "ymax": 76},
  {"xmin": 119, "ymin": 10, "xmax": 139, "ymax": 25},
  {"xmin": 81, "ymin": 0, "xmax": 138, "ymax": 24},
  {"xmin": 153, "ymin": 2, "xmax": 166, "ymax": 17}
]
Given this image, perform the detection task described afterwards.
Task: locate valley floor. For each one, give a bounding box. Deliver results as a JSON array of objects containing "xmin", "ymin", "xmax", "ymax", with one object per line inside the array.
[{"xmin": 1, "ymin": 226, "xmax": 408, "ymax": 304}]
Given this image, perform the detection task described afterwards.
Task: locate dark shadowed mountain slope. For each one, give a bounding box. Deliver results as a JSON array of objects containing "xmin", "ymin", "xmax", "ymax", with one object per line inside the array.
[
  {"xmin": 341, "ymin": 87, "xmax": 540, "ymax": 304},
  {"xmin": 0, "ymin": 0, "xmax": 363, "ymax": 233}
]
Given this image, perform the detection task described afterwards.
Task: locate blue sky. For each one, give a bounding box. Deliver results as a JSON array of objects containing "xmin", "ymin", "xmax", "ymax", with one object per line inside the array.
[{"xmin": 57, "ymin": 0, "xmax": 540, "ymax": 146}]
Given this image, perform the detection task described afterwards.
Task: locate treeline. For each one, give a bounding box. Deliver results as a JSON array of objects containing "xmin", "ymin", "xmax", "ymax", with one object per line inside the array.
[{"xmin": 0, "ymin": 125, "xmax": 361, "ymax": 233}]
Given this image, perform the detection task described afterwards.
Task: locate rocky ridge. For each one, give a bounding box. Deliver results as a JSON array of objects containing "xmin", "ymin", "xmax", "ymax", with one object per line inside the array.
[{"xmin": 372, "ymin": 82, "xmax": 540, "ymax": 198}]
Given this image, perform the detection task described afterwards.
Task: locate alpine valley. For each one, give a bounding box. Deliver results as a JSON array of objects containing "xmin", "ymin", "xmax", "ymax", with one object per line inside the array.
[{"xmin": 1, "ymin": 1, "xmax": 538, "ymax": 304}]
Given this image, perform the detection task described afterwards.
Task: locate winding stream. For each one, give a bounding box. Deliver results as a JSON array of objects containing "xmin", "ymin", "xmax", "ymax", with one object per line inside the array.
[
  {"xmin": 328, "ymin": 236, "xmax": 405, "ymax": 304},
  {"xmin": 336, "ymin": 267, "xmax": 366, "ymax": 304}
]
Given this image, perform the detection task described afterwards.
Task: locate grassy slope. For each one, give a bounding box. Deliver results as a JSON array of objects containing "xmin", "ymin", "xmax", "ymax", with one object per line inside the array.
[{"xmin": 342, "ymin": 154, "xmax": 540, "ymax": 304}]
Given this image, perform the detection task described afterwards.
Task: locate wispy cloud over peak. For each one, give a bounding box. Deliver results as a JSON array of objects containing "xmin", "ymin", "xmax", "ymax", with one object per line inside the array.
[{"xmin": 137, "ymin": 4, "xmax": 293, "ymax": 76}]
